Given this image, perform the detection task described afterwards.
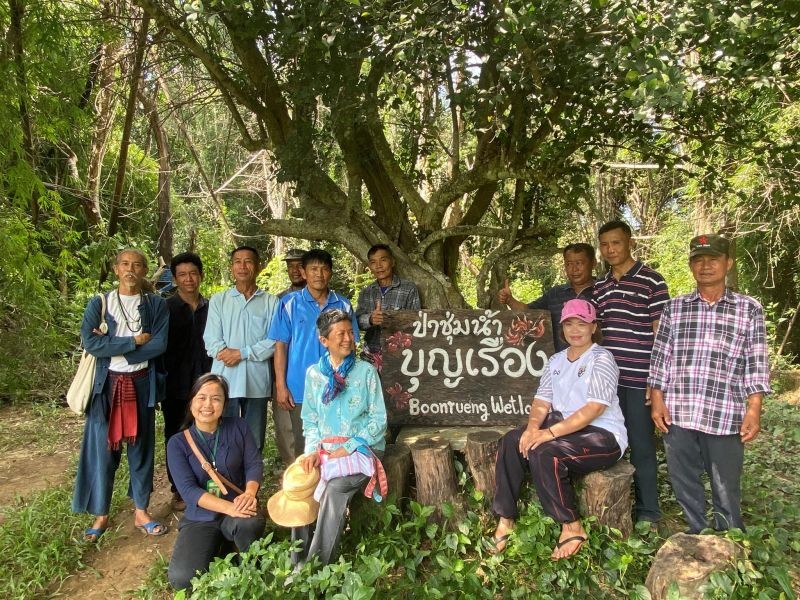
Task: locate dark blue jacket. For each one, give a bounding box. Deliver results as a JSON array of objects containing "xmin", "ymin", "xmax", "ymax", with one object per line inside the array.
[
  {"xmin": 166, "ymin": 417, "xmax": 263, "ymax": 522},
  {"xmin": 80, "ymin": 292, "xmax": 169, "ymax": 408}
]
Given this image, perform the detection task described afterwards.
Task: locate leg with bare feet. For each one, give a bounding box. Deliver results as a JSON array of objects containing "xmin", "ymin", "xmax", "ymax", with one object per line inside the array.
[
  {"xmin": 489, "ymin": 517, "xmax": 516, "ymax": 554},
  {"xmin": 551, "ymin": 520, "xmax": 588, "ymax": 560}
]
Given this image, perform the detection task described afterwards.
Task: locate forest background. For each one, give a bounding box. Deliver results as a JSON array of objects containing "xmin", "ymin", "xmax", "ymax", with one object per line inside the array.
[{"xmin": 0, "ymin": 0, "xmax": 798, "ymax": 597}]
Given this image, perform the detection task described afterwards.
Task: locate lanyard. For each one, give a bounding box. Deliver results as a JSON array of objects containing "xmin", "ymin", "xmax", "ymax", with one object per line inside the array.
[{"xmin": 192, "ymin": 426, "xmax": 220, "ymax": 468}]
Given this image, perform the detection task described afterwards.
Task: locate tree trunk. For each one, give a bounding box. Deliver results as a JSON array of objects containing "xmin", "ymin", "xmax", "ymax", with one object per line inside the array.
[
  {"xmin": 464, "ymin": 430, "xmax": 501, "ymax": 501},
  {"xmin": 84, "ymin": 0, "xmax": 123, "ymax": 229},
  {"xmin": 576, "ymin": 460, "xmax": 635, "ymax": 538},
  {"xmin": 141, "ymin": 88, "xmax": 173, "ymax": 263},
  {"xmin": 106, "ymin": 11, "xmax": 150, "ymax": 240},
  {"xmin": 381, "ymin": 444, "xmax": 413, "ymax": 502},
  {"xmin": 8, "ymin": 0, "xmax": 39, "ymax": 224},
  {"xmin": 410, "ymin": 439, "xmax": 460, "ymax": 516}
]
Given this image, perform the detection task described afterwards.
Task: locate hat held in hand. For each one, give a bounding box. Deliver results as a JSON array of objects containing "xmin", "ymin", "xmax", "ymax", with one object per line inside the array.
[{"xmin": 267, "ymin": 457, "xmax": 320, "ymax": 527}]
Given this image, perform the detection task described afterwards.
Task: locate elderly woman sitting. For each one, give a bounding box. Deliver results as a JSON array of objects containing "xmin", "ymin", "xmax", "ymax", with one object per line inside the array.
[
  {"xmin": 293, "ymin": 309, "xmax": 387, "ymax": 566},
  {"xmin": 491, "ymin": 299, "xmax": 628, "ymax": 559}
]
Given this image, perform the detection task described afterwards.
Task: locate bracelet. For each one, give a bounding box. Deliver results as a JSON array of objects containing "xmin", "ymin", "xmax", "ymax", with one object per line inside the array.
[{"xmin": 548, "ymin": 427, "xmax": 556, "ymax": 439}]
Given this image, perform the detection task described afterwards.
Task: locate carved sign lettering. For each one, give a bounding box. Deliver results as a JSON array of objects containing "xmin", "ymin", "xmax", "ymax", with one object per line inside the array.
[{"xmin": 375, "ymin": 309, "xmax": 555, "ymax": 425}]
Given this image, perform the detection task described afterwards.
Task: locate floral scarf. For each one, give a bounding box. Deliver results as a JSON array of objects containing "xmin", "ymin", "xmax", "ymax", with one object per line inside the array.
[{"xmin": 318, "ymin": 352, "xmax": 356, "ymax": 404}]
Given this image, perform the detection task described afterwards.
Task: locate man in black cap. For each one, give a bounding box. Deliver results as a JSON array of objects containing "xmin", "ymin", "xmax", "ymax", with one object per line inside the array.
[
  {"xmin": 649, "ymin": 234, "xmax": 771, "ymax": 533},
  {"xmin": 277, "ymin": 248, "xmax": 306, "ymax": 298}
]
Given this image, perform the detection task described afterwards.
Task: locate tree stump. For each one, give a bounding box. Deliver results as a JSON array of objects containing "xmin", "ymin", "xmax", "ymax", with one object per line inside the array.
[
  {"xmin": 646, "ymin": 533, "xmax": 744, "ymax": 599},
  {"xmin": 576, "ymin": 460, "xmax": 635, "ymax": 538},
  {"xmin": 410, "ymin": 439, "xmax": 460, "ymax": 513},
  {"xmin": 464, "ymin": 430, "xmax": 501, "ymax": 501},
  {"xmin": 381, "ymin": 443, "xmax": 412, "ymax": 501}
]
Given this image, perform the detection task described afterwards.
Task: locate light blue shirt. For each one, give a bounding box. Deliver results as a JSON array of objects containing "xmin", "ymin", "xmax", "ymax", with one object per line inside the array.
[
  {"xmin": 301, "ymin": 358, "xmax": 387, "ymax": 455},
  {"xmin": 203, "ymin": 287, "xmax": 278, "ymax": 398},
  {"xmin": 267, "ymin": 288, "xmax": 359, "ymax": 404}
]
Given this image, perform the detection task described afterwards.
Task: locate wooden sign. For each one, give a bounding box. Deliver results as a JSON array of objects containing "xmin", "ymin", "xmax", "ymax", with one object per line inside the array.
[{"xmin": 376, "ymin": 309, "xmax": 555, "ymax": 426}]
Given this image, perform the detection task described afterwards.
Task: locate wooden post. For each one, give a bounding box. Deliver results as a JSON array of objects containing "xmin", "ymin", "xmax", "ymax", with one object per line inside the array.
[
  {"xmin": 381, "ymin": 444, "xmax": 412, "ymax": 501},
  {"xmin": 464, "ymin": 430, "xmax": 501, "ymax": 501},
  {"xmin": 410, "ymin": 439, "xmax": 459, "ymax": 511},
  {"xmin": 576, "ymin": 460, "xmax": 636, "ymax": 538}
]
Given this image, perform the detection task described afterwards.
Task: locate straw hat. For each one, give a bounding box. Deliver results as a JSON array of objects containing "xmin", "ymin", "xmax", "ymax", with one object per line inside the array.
[{"xmin": 267, "ymin": 458, "xmax": 320, "ymax": 527}]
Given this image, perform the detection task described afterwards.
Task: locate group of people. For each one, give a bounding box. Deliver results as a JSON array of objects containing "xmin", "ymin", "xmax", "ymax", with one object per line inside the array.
[
  {"xmin": 71, "ymin": 220, "xmax": 770, "ymax": 587},
  {"xmin": 72, "ymin": 243, "xmax": 417, "ymax": 590},
  {"xmin": 491, "ymin": 221, "xmax": 770, "ymax": 560}
]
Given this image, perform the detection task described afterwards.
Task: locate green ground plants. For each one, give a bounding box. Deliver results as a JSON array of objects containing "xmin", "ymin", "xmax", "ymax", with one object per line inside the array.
[{"xmin": 186, "ymin": 396, "xmax": 799, "ymax": 599}]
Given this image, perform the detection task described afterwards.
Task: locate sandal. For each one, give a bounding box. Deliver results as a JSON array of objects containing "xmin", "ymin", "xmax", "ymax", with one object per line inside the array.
[
  {"xmin": 486, "ymin": 533, "xmax": 510, "ymax": 555},
  {"xmin": 551, "ymin": 534, "xmax": 587, "ymax": 560},
  {"xmin": 135, "ymin": 521, "xmax": 168, "ymax": 536},
  {"xmin": 84, "ymin": 527, "xmax": 106, "ymax": 542}
]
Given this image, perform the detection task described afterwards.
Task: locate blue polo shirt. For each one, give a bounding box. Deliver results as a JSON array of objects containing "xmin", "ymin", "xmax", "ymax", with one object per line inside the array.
[{"xmin": 267, "ymin": 288, "xmax": 359, "ymax": 404}]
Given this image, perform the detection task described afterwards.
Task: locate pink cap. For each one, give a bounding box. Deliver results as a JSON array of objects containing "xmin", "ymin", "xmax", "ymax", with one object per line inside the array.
[{"xmin": 560, "ymin": 299, "xmax": 596, "ymax": 324}]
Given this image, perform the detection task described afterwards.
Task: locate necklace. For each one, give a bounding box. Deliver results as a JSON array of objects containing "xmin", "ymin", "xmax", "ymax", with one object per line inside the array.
[{"xmin": 116, "ymin": 290, "xmax": 143, "ymax": 333}]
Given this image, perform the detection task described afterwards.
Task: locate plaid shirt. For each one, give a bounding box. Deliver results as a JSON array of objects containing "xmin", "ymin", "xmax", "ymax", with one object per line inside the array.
[
  {"xmin": 648, "ymin": 289, "xmax": 771, "ymax": 435},
  {"xmin": 356, "ymin": 275, "xmax": 421, "ymax": 351}
]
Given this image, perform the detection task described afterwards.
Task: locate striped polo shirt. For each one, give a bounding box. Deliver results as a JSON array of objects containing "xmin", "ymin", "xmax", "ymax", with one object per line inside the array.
[{"xmin": 593, "ymin": 261, "xmax": 669, "ymax": 389}]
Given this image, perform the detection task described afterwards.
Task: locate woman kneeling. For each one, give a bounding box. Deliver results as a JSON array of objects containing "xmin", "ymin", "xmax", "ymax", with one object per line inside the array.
[
  {"xmin": 491, "ymin": 299, "xmax": 628, "ymax": 559},
  {"xmin": 167, "ymin": 373, "xmax": 265, "ymax": 590}
]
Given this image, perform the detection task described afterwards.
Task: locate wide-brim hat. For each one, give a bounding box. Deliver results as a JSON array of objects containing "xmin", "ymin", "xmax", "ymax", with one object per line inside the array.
[{"xmin": 267, "ymin": 458, "xmax": 320, "ymax": 527}]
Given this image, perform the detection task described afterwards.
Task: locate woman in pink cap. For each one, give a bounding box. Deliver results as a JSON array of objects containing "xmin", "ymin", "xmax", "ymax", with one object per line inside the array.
[{"xmin": 489, "ymin": 298, "xmax": 628, "ymax": 559}]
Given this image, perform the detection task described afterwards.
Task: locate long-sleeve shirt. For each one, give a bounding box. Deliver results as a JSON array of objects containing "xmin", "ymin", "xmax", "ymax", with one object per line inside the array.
[
  {"xmin": 81, "ymin": 292, "xmax": 169, "ymax": 407},
  {"xmin": 648, "ymin": 289, "xmax": 771, "ymax": 435},
  {"xmin": 593, "ymin": 261, "xmax": 670, "ymax": 389},
  {"xmin": 355, "ymin": 276, "xmax": 421, "ymax": 352},
  {"xmin": 164, "ymin": 294, "xmax": 211, "ymax": 399},
  {"xmin": 166, "ymin": 417, "xmax": 263, "ymax": 522},
  {"xmin": 268, "ymin": 288, "xmax": 359, "ymax": 403},
  {"xmin": 301, "ymin": 358, "xmax": 387, "ymax": 455},
  {"xmin": 203, "ymin": 288, "xmax": 278, "ymax": 398}
]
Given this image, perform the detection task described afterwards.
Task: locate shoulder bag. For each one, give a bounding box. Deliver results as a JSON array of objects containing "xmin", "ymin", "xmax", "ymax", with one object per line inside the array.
[{"xmin": 66, "ymin": 294, "xmax": 108, "ymax": 415}]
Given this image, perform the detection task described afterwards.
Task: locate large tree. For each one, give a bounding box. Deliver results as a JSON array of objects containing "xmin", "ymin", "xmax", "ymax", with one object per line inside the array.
[{"xmin": 135, "ymin": 0, "xmax": 795, "ymax": 307}]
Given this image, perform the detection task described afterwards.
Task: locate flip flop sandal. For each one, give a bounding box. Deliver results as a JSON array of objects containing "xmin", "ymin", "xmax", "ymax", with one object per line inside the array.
[
  {"xmin": 552, "ymin": 534, "xmax": 587, "ymax": 560},
  {"xmin": 135, "ymin": 521, "xmax": 168, "ymax": 536},
  {"xmin": 485, "ymin": 533, "xmax": 510, "ymax": 554},
  {"xmin": 84, "ymin": 527, "xmax": 106, "ymax": 542}
]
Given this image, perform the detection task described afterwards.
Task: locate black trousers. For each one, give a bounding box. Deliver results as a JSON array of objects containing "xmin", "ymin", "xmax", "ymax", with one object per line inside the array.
[
  {"xmin": 492, "ymin": 413, "xmax": 621, "ymax": 523},
  {"xmin": 163, "ymin": 395, "xmax": 189, "ymax": 494},
  {"xmin": 663, "ymin": 424, "xmax": 744, "ymax": 533},
  {"xmin": 168, "ymin": 514, "xmax": 266, "ymax": 591}
]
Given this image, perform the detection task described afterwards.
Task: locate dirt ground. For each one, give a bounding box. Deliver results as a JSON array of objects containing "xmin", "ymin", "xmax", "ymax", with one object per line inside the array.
[
  {"xmin": 52, "ymin": 468, "xmax": 179, "ymax": 599},
  {"xmin": 0, "ymin": 405, "xmax": 179, "ymax": 599}
]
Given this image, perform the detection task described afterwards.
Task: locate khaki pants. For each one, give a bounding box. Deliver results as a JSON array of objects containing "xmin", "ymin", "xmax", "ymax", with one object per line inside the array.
[{"xmin": 272, "ymin": 401, "xmax": 304, "ymax": 465}]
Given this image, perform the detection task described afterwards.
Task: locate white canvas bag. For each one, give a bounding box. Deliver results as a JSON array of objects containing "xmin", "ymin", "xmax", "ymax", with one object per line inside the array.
[{"xmin": 66, "ymin": 294, "xmax": 108, "ymax": 415}]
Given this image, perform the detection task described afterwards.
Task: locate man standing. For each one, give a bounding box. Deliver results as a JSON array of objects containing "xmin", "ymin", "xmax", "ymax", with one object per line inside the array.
[
  {"xmin": 355, "ymin": 244, "xmax": 421, "ymax": 355},
  {"xmin": 498, "ymin": 243, "xmax": 596, "ymax": 351},
  {"xmin": 649, "ymin": 235, "xmax": 770, "ymax": 533},
  {"xmin": 268, "ymin": 249, "xmax": 359, "ymax": 464},
  {"xmin": 278, "ymin": 248, "xmax": 306, "ymax": 298},
  {"xmin": 594, "ymin": 220, "xmax": 669, "ymax": 524},
  {"xmin": 73, "ymin": 249, "xmax": 169, "ymax": 540},
  {"xmin": 203, "ymin": 246, "xmax": 278, "ymax": 452},
  {"xmin": 163, "ymin": 252, "xmax": 212, "ymax": 510}
]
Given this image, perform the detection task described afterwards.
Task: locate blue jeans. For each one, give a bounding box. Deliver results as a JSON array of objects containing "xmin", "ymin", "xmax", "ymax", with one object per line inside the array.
[{"xmin": 223, "ymin": 397, "xmax": 268, "ymax": 452}]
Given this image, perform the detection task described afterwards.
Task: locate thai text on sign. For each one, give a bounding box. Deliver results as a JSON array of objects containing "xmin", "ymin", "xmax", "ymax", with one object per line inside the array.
[{"xmin": 376, "ymin": 309, "xmax": 555, "ymax": 425}]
